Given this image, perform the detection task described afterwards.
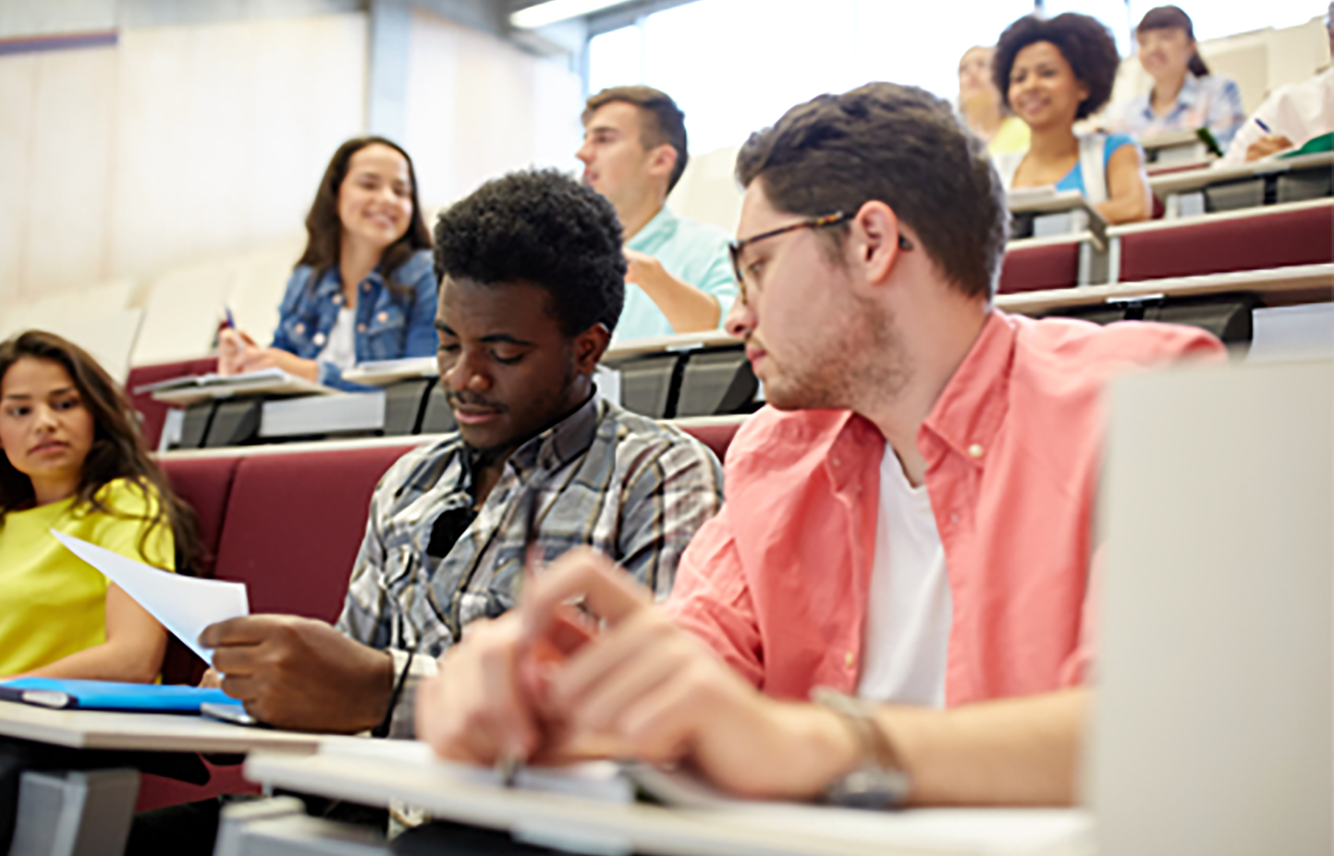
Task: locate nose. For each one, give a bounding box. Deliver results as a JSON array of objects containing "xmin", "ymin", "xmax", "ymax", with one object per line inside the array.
[
  {"xmin": 443, "ymin": 347, "xmax": 492, "ymax": 395},
  {"xmin": 32, "ymin": 403, "xmax": 58, "ymax": 431},
  {"xmin": 575, "ymin": 140, "xmax": 593, "ymax": 165},
  {"xmin": 724, "ymin": 296, "xmax": 754, "ymax": 339}
]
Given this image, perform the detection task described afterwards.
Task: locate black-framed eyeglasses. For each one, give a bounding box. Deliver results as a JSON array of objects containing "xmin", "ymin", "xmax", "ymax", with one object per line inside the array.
[{"xmin": 728, "ymin": 211, "xmax": 913, "ymax": 301}]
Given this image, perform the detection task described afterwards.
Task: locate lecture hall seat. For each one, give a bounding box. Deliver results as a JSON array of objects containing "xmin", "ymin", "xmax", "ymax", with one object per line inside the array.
[
  {"xmin": 997, "ymin": 242, "xmax": 1082, "ymax": 294},
  {"xmin": 127, "ymin": 357, "xmax": 219, "ymax": 450},
  {"xmin": 1118, "ymin": 203, "xmax": 1334, "ymax": 282}
]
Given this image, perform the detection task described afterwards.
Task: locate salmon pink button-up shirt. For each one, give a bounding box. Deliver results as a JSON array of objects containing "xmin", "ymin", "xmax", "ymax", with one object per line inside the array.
[{"xmin": 666, "ymin": 311, "xmax": 1224, "ymax": 706}]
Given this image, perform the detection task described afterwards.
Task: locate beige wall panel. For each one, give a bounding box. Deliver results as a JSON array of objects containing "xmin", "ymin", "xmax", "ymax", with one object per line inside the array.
[
  {"xmin": 404, "ymin": 11, "xmax": 582, "ymax": 212},
  {"xmin": 0, "ymin": 54, "xmax": 37, "ymax": 310},
  {"xmin": 21, "ymin": 45, "xmax": 116, "ymax": 300},
  {"xmin": 110, "ymin": 15, "xmax": 366, "ymax": 286},
  {"xmin": 109, "ymin": 26, "xmax": 196, "ymax": 279}
]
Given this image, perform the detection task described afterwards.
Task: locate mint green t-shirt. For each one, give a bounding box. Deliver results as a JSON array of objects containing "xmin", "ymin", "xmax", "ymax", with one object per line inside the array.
[{"xmin": 618, "ymin": 207, "xmax": 737, "ymax": 342}]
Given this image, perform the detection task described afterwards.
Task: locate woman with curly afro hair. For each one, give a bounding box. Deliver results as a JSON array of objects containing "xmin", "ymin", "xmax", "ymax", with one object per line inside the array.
[{"xmin": 992, "ymin": 13, "xmax": 1152, "ymax": 224}]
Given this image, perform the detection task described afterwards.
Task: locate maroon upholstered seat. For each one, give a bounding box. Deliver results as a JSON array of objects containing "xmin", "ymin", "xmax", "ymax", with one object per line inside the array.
[
  {"xmin": 211, "ymin": 444, "xmax": 418, "ymax": 621},
  {"xmin": 998, "ymin": 242, "xmax": 1082, "ymax": 294},
  {"xmin": 158, "ymin": 456, "xmax": 241, "ymax": 685},
  {"xmin": 1119, "ymin": 204, "xmax": 1334, "ymax": 282},
  {"xmin": 127, "ymin": 357, "xmax": 218, "ymax": 449},
  {"xmin": 680, "ymin": 420, "xmax": 742, "ymax": 463}
]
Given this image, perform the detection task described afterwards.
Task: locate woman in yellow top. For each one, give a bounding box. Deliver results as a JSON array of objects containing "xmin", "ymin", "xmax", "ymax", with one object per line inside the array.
[
  {"xmin": 0, "ymin": 330, "xmax": 198, "ymax": 680},
  {"xmin": 958, "ymin": 45, "xmax": 1030, "ymax": 156}
]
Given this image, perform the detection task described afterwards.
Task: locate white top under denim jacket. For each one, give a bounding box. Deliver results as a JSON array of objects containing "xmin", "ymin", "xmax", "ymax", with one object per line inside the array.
[{"xmin": 270, "ymin": 249, "xmax": 438, "ymax": 391}]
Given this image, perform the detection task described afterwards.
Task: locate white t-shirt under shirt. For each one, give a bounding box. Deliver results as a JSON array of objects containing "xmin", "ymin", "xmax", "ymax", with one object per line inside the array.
[
  {"xmin": 856, "ymin": 442, "xmax": 954, "ymax": 707},
  {"xmin": 317, "ymin": 307, "xmax": 357, "ymax": 372}
]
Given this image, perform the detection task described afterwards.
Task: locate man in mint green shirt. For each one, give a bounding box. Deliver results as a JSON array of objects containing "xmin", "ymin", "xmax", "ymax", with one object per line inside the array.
[{"xmin": 577, "ymin": 86, "xmax": 737, "ymax": 341}]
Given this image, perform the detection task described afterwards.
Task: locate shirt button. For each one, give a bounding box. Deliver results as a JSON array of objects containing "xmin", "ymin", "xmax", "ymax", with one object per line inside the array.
[
  {"xmin": 332, "ymin": 294, "xmax": 342, "ymax": 305},
  {"xmin": 968, "ymin": 443, "xmax": 984, "ymax": 459},
  {"xmin": 357, "ymin": 323, "xmax": 367, "ymax": 333},
  {"xmin": 377, "ymin": 311, "xmax": 388, "ymax": 322},
  {"xmin": 313, "ymin": 332, "xmax": 326, "ymax": 346},
  {"xmin": 294, "ymin": 322, "xmax": 305, "ymax": 334},
  {"xmin": 362, "ymin": 283, "xmax": 371, "ymax": 292},
  {"xmin": 844, "ymin": 651, "xmax": 855, "ymax": 668}
]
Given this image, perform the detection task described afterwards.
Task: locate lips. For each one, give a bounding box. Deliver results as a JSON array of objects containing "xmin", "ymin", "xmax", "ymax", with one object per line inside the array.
[
  {"xmin": 29, "ymin": 440, "xmax": 69, "ymax": 456},
  {"xmin": 449, "ymin": 399, "xmax": 504, "ymax": 425}
]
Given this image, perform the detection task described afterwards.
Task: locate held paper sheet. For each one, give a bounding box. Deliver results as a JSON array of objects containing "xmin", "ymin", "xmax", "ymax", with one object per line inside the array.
[{"xmin": 51, "ymin": 530, "xmax": 249, "ymax": 664}]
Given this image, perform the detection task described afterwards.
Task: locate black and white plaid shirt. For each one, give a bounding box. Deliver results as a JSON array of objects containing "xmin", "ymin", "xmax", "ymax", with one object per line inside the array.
[{"xmin": 334, "ymin": 393, "xmax": 724, "ymax": 736}]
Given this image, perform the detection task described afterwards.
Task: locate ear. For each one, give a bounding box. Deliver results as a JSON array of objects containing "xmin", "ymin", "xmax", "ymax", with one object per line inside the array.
[
  {"xmin": 848, "ymin": 200, "xmax": 908, "ymax": 289},
  {"xmin": 572, "ymin": 323, "xmax": 612, "ymax": 376},
  {"xmin": 646, "ymin": 144, "xmax": 678, "ymax": 184},
  {"xmin": 1076, "ymin": 80, "xmax": 1090, "ymax": 104}
]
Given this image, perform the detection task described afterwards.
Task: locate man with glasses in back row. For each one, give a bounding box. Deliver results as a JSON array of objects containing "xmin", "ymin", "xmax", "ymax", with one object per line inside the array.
[{"xmin": 415, "ymin": 82, "xmax": 1224, "ymax": 810}]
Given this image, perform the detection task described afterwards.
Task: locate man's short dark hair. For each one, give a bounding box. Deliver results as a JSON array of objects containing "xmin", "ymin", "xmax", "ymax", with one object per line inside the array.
[
  {"xmin": 433, "ymin": 168, "xmax": 626, "ymax": 336},
  {"xmin": 584, "ymin": 86, "xmax": 689, "ymax": 193},
  {"xmin": 735, "ymin": 82, "xmax": 1008, "ymax": 301},
  {"xmin": 993, "ymin": 13, "xmax": 1121, "ymax": 121}
]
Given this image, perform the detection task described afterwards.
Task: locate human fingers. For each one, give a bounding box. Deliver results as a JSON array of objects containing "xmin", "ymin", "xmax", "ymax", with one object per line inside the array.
[
  {"xmin": 199, "ymin": 615, "xmax": 276, "ymax": 649},
  {"xmin": 545, "ymin": 609, "xmax": 679, "ymax": 720},
  {"xmin": 519, "ymin": 548, "xmax": 651, "ymax": 644},
  {"xmin": 209, "ymin": 644, "xmax": 263, "ymax": 678},
  {"xmin": 422, "ymin": 616, "xmax": 541, "ymax": 765},
  {"xmin": 197, "ymin": 669, "xmax": 222, "ymax": 689}
]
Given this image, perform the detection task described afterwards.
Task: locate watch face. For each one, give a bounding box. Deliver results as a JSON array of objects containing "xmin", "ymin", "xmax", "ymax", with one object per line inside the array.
[{"xmin": 825, "ymin": 767, "xmax": 912, "ymax": 811}]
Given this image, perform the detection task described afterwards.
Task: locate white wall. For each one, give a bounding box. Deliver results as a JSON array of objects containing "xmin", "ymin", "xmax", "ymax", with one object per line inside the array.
[
  {"xmin": 402, "ymin": 8, "xmax": 584, "ymax": 213},
  {"xmin": 0, "ymin": 13, "xmax": 367, "ymax": 308}
]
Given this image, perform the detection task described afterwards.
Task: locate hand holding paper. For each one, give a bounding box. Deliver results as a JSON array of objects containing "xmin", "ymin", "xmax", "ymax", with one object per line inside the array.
[{"xmin": 51, "ymin": 530, "xmax": 249, "ymax": 663}]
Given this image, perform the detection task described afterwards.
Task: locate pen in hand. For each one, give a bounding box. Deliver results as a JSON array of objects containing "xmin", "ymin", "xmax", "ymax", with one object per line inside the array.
[{"xmin": 498, "ymin": 489, "xmax": 544, "ymax": 788}]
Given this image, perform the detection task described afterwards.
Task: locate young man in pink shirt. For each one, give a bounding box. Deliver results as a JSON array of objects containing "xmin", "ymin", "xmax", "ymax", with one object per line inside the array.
[{"xmin": 415, "ymin": 82, "xmax": 1223, "ymax": 807}]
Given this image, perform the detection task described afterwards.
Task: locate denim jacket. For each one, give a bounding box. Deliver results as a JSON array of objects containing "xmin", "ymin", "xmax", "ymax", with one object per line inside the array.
[{"xmin": 270, "ymin": 249, "xmax": 438, "ymax": 390}]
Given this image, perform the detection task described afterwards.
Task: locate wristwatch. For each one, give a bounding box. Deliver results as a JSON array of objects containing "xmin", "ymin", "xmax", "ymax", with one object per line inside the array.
[{"xmin": 810, "ymin": 687, "xmax": 912, "ymax": 810}]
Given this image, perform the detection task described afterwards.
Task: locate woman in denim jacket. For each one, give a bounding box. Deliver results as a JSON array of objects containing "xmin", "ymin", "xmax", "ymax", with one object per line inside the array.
[{"xmin": 219, "ymin": 137, "xmax": 436, "ymax": 390}]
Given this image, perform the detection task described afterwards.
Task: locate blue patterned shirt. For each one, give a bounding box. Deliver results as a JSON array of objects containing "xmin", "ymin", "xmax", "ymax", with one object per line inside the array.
[{"xmin": 1110, "ymin": 74, "xmax": 1246, "ymax": 151}]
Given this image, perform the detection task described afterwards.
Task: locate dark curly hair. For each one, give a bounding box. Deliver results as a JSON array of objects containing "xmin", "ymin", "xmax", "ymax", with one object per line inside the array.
[
  {"xmin": 0, "ymin": 330, "xmax": 200, "ymax": 574},
  {"xmin": 433, "ymin": 169, "xmax": 626, "ymax": 336},
  {"xmin": 993, "ymin": 13, "xmax": 1122, "ymax": 121},
  {"xmin": 736, "ymin": 82, "xmax": 1007, "ymax": 301}
]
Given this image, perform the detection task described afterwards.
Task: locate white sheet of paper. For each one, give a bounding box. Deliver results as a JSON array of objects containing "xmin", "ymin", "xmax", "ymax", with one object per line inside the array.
[{"xmin": 51, "ymin": 530, "xmax": 249, "ymax": 664}]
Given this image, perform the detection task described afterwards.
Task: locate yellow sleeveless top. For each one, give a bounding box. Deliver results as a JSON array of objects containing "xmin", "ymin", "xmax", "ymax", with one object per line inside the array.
[{"xmin": 0, "ymin": 479, "xmax": 175, "ymax": 676}]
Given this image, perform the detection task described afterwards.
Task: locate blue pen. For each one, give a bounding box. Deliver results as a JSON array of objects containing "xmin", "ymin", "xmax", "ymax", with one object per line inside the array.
[
  {"xmin": 1254, "ymin": 117, "xmax": 1273, "ymax": 134},
  {"xmin": 224, "ymin": 306, "xmax": 236, "ymax": 329}
]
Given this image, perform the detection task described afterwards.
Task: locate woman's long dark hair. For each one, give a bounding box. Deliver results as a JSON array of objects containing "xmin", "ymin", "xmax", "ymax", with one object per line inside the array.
[
  {"xmin": 297, "ymin": 136, "xmax": 434, "ymax": 299},
  {"xmin": 0, "ymin": 331, "xmax": 200, "ymax": 574},
  {"xmin": 1138, "ymin": 5, "xmax": 1211, "ymax": 77}
]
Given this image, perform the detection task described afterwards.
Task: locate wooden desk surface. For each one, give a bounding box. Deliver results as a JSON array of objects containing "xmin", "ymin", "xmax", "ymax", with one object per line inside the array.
[
  {"xmin": 0, "ymin": 701, "xmax": 322, "ymax": 754},
  {"xmin": 246, "ymin": 747, "xmax": 1093, "ymax": 856},
  {"xmin": 1148, "ymin": 151, "xmax": 1334, "ymax": 197},
  {"xmin": 996, "ymin": 263, "xmax": 1334, "ymax": 316}
]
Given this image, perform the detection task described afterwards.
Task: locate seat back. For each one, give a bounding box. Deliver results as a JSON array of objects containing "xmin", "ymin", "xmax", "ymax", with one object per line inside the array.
[
  {"xmin": 212, "ymin": 444, "xmax": 418, "ymax": 621},
  {"xmin": 679, "ymin": 419, "xmax": 743, "ymax": 463},
  {"xmin": 158, "ymin": 455, "xmax": 241, "ymax": 684},
  {"xmin": 128, "ymin": 357, "xmax": 219, "ymax": 449},
  {"xmin": 999, "ymin": 241, "xmax": 1083, "ymax": 294},
  {"xmin": 1119, "ymin": 204, "xmax": 1334, "ymax": 282}
]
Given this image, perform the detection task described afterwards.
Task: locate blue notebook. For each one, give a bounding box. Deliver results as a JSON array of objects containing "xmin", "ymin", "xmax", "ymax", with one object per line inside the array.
[{"xmin": 0, "ymin": 677, "xmax": 236, "ymax": 712}]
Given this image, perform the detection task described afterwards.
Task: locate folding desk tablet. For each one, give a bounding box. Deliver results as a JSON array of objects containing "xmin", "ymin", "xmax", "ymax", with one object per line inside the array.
[
  {"xmin": 0, "ymin": 702, "xmax": 321, "ymax": 856},
  {"xmin": 241, "ymin": 741, "xmax": 1094, "ymax": 856}
]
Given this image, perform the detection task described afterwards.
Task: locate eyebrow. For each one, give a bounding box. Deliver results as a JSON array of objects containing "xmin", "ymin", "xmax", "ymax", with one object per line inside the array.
[
  {"xmin": 434, "ymin": 323, "xmax": 535, "ymax": 347},
  {"xmin": 1, "ymin": 386, "xmax": 75, "ymax": 401}
]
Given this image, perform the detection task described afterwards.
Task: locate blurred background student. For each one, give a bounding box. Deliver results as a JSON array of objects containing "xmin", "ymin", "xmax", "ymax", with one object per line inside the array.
[
  {"xmin": 958, "ymin": 45, "xmax": 1030, "ymax": 156},
  {"xmin": 1221, "ymin": 2, "xmax": 1334, "ymax": 165},
  {"xmin": 0, "ymin": 331, "xmax": 198, "ymax": 681},
  {"xmin": 218, "ymin": 137, "xmax": 436, "ymax": 391},
  {"xmin": 1108, "ymin": 6, "xmax": 1245, "ymax": 151},
  {"xmin": 992, "ymin": 13, "xmax": 1153, "ymax": 224}
]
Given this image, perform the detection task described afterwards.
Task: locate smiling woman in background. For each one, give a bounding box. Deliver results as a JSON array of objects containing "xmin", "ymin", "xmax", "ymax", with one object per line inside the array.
[
  {"xmin": 992, "ymin": 13, "xmax": 1153, "ymax": 224},
  {"xmin": 219, "ymin": 137, "xmax": 437, "ymax": 391},
  {"xmin": 0, "ymin": 331, "xmax": 198, "ymax": 680},
  {"xmin": 1109, "ymin": 6, "xmax": 1245, "ymax": 151},
  {"xmin": 958, "ymin": 45, "xmax": 1030, "ymax": 155}
]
